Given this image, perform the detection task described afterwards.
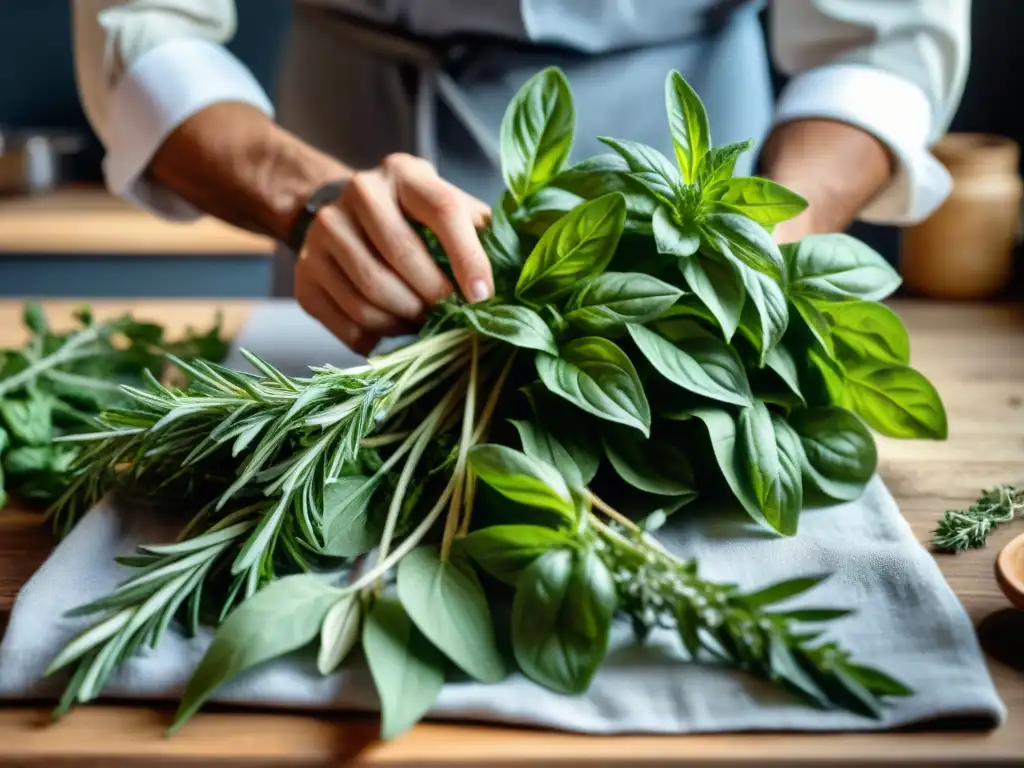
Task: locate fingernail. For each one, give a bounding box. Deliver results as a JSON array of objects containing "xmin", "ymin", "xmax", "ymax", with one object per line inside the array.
[{"xmin": 468, "ymin": 279, "xmax": 491, "ymax": 303}]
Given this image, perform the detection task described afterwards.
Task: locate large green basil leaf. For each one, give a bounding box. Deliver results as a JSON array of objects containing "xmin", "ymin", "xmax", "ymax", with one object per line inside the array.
[
  {"xmin": 825, "ymin": 300, "xmax": 910, "ymax": 365},
  {"xmin": 535, "ymin": 337, "xmax": 651, "ymax": 435},
  {"xmin": 564, "ymin": 271, "xmax": 683, "ymax": 334},
  {"xmin": 461, "ymin": 524, "xmax": 574, "ymax": 586},
  {"xmin": 785, "ymin": 234, "xmax": 902, "ymax": 301},
  {"xmin": 509, "ymin": 187, "xmax": 584, "ymax": 238},
  {"xmin": 468, "ymin": 444, "xmax": 577, "ymax": 521},
  {"xmin": 499, "ymin": 66, "xmax": 575, "ymax": 204},
  {"xmin": 456, "ymin": 303, "xmax": 557, "ymax": 355},
  {"xmin": 627, "ymin": 323, "xmax": 752, "ymax": 407},
  {"xmin": 652, "ymin": 205, "xmax": 700, "ymax": 258},
  {"xmin": 362, "ymin": 597, "xmax": 446, "ymax": 740},
  {"xmin": 480, "ymin": 204, "xmax": 524, "ymax": 291},
  {"xmin": 678, "ymin": 252, "xmax": 745, "ymax": 341},
  {"xmin": 844, "ymin": 362, "xmax": 948, "ymax": 440},
  {"xmin": 550, "ymin": 153, "xmax": 659, "ymax": 234},
  {"xmin": 515, "ymin": 193, "xmax": 627, "ymax": 303},
  {"xmin": 764, "ymin": 343, "xmax": 804, "ymax": 403},
  {"xmin": 511, "ymin": 548, "xmax": 616, "ymax": 695},
  {"xmin": 396, "ymin": 545, "xmax": 507, "ymax": 684},
  {"xmin": 696, "ymin": 139, "xmax": 753, "ymax": 190},
  {"xmin": 665, "ymin": 70, "xmax": 710, "ymax": 183},
  {"xmin": 706, "ymin": 177, "xmax": 808, "ymax": 226},
  {"xmin": 517, "ymin": 388, "xmax": 602, "ymax": 484},
  {"xmin": 738, "ymin": 403, "xmax": 804, "ymax": 535},
  {"xmin": 510, "ymin": 418, "xmax": 598, "ymax": 488},
  {"xmin": 172, "ymin": 575, "xmax": 340, "ymax": 732},
  {"xmin": 789, "ymin": 406, "xmax": 877, "ymax": 501},
  {"xmin": 791, "ymin": 295, "xmax": 835, "ymax": 358},
  {"xmin": 735, "ymin": 262, "xmax": 789, "ymax": 364},
  {"xmin": 598, "ymin": 136, "xmax": 682, "ymax": 205},
  {"xmin": 704, "ymin": 212, "xmax": 786, "ymax": 281},
  {"xmin": 602, "ymin": 427, "xmax": 698, "ymax": 500}
]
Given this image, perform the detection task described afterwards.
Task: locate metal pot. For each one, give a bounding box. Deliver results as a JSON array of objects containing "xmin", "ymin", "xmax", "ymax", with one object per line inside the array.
[{"xmin": 0, "ymin": 129, "xmax": 86, "ymax": 197}]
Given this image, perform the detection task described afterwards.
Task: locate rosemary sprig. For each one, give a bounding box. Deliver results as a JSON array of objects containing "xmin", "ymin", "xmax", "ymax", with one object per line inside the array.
[{"xmin": 931, "ymin": 485, "xmax": 1024, "ymax": 552}]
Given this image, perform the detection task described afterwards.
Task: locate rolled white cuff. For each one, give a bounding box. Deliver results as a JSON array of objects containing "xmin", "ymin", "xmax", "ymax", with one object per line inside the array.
[
  {"xmin": 771, "ymin": 63, "xmax": 952, "ymax": 226},
  {"xmin": 104, "ymin": 37, "xmax": 275, "ymax": 221}
]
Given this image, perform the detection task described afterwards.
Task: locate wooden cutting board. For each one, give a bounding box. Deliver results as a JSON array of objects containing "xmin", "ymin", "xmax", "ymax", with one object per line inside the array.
[{"xmin": 2, "ymin": 299, "xmax": 1023, "ymax": 766}]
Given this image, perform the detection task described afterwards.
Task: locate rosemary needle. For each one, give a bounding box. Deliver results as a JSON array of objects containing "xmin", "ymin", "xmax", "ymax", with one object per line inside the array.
[{"xmin": 931, "ymin": 485, "xmax": 1024, "ymax": 552}]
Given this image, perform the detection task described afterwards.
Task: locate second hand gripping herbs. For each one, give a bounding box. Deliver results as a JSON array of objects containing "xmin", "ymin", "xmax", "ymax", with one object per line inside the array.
[{"xmin": 43, "ymin": 67, "xmax": 945, "ymax": 738}]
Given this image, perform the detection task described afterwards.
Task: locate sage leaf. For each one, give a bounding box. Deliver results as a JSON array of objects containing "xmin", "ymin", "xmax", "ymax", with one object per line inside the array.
[
  {"xmin": 564, "ymin": 271, "xmax": 683, "ymax": 334},
  {"xmin": 461, "ymin": 524, "xmax": 573, "ymax": 586},
  {"xmin": 697, "ymin": 139, "xmax": 753, "ymax": 190},
  {"xmin": 598, "ymin": 136, "xmax": 682, "ymax": 205},
  {"xmin": 397, "ymin": 546, "xmax": 507, "ymax": 684},
  {"xmin": 785, "ymin": 234, "xmax": 901, "ymax": 302},
  {"xmin": 652, "ymin": 205, "xmax": 700, "ymax": 258},
  {"xmin": 665, "ymin": 70, "xmax": 710, "ymax": 183},
  {"xmin": 844, "ymin": 362, "xmax": 948, "ymax": 440},
  {"xmin": 363, "ymin": 597, "xmax": 446, "ymax": 740},
  {"xmin": 826, "ymin": 300, "xmax": 910, "ymax": 365},
  {"xmin": 499, "ymin": 66, "xmax": 574, "ymax": 204},
  {"xmin": 317, "ymin": 594, "xmax": 362, "ymax": 675},
  {"xmin": 789, "ymin": 406, "xmax": 877, "ymax": 502},
  {"xmin": 515, "ymin": 193, "xmax": 627, "ymax": 303},
  {"xmin": 628, "ymin": 323, "xmax": 752, "ymax": 407},
  {"xmin": 678, "ymin": 253, "xmax": 745, "ymax": 341},
  {"xmin": 705, "ymin": 212, "xmax": 786, "ymax": 281},
  {"xmin": 602, "ymin": 428, "xmax": 697, "ymax": 499},
  {"xmin": 551, "ymin": 154, "xmax": 659, "ymax": 233},
  {"xmin": 171, "ymin": 575, "xmax": 339, "ymax": 732},
  {"xmin": 511, "ymin": 548, "xmax": 616, "ymax": 695},
  {"xmin": 320, "ymin": 475, "xmax": 377, "ymax": 557},
  {"xmin": 708, "ymin": 178, "xmax": 808, "ymax": 226},
  {"xmin": 457, "ymin": 303, "xmax": 557, "ymax": 355},
  {"xmin": 535, "ymin": 337, "xmax": 651, "ymax": 435},
  {"xmin": 468, "ymin": 444, "xmax": 577, "ymax": 521}
]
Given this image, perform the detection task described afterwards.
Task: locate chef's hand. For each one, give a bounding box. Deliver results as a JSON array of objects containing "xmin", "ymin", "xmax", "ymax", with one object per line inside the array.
[{"xmin": 294, "ymin": 153, "xmax": 494, "ymax": 355}]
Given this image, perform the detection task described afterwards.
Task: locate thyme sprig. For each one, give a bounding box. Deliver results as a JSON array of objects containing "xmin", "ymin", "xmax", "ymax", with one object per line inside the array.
[{"xmin": 931, "ymin": 485, "xmax": 1024, "ymax": 552}]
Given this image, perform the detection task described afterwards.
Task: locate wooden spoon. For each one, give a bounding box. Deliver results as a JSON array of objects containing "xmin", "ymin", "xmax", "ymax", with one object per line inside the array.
[{"xmin": 996, "ymin": 531, "xmax": 1024, "ymax": 610}]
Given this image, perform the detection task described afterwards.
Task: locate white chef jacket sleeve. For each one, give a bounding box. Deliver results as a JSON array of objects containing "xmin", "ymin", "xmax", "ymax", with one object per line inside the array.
[
  {"xmin": 72, "ymin": 0, "xmax": 275, "ymax": 219},
  {"xmin": 768, "ymin": 0, "xmax": 972, "ymax": 225}
]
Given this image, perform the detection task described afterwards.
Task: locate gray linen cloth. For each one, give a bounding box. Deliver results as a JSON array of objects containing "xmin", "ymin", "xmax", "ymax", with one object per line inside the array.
[{"xmin": 0, "ymin": 301, "xmax": 1006, "ymax": 733}]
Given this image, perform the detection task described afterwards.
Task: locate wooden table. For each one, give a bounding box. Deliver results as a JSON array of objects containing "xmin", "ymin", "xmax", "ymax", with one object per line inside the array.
[{"xmin": 2, "ymin": 298, "xmax": 1023, "ymax": 766}]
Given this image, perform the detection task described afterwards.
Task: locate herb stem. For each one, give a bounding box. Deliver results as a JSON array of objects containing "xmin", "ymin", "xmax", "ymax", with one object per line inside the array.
[
  {"xmin": 440, "ymin": 335, "xmax": 479, "ymax": 561},
  {"xmin": 0, "ymin": 327, "xmax": 104, "ymax": 397},
  {"xmin": 359, "ymin": 432, "xmax": 410, "ymax": 449}
]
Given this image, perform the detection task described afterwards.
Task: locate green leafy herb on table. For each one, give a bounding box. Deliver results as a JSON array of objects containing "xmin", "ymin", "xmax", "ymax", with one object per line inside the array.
[
  {"xmin": 0, "ymin": 303, "xmax": 228, "ymax": 522},
  {"xmin": 931, "ymin": 485, "xmax": 1024, "ymax": 552},
  {"xmin": 41, "ymin": 67, "xmax": 942, "ymax": 739}
]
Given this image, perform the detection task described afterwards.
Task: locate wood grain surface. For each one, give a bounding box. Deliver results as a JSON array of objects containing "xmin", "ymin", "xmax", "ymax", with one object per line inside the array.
[
  {"xmin": 1, "ymin": 298, "xmax": 1023, "ymax": 766},
  {"xmin": 0, "ymin": 187, "xmax": 274, "ymax": 255}
]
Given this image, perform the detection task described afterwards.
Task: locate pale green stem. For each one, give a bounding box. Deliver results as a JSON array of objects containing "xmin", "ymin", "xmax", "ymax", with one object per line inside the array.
[
  {"xmin": 366, "ymin": 328, "xmax": 470, "ymax": 370},
  {"xmin": 359, "ymin": 432, "xmax": 410, "ymax": 449},
  {"xmin": 458, "ymin": 472, "xmax": 478, "ymax": 538},
  {"xmin": 382, "ymin": 346, "xmax": 473, "ymax": 419},
  {"xmin": 588, "ymin": 493, "xmax": 641, "ymax": 532},
  {"xmin": 440, "ymin": 335, "xmax": 478, "ymax": 561},
  {"xmin": 0, "ymin": 326, "xmax": 103, "ymax": 397}
]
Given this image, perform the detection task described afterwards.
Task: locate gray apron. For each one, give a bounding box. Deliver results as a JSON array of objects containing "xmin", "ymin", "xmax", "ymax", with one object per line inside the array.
[{"xmin": 269, "ymin": 0, "xmax": 774, "ymax": 296}]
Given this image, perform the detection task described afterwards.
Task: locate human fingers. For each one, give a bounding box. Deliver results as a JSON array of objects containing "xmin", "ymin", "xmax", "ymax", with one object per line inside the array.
[{"xmin": 294, "ymin": 255, "xmax": 380, "ymax": 355}]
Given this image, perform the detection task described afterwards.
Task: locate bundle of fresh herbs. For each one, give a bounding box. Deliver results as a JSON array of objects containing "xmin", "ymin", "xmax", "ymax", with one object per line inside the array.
[
  {"xmin": 42, "ymin": 68, "xmax": 945, "ymax": 738},
  {"xmin": 0, "ymin": 303, "xmax": 227, "ymax": 522}
]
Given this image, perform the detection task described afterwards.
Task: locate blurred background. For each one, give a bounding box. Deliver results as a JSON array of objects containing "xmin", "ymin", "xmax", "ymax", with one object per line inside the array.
[{"xmin": 0, "ymin": 1, "xmax": 1021, "ymax": 299}]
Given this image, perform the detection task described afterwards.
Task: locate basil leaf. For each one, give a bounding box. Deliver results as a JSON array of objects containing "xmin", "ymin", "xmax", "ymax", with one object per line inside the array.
[
  {"xmin": 707, "ymin": 178, "xmax": 808, "ymax": 226},
  {"xmin": 825, "ymin": 300, "xmax": 910, "ymax": 365},
  {"xmin": 551, "ymin": 153, "xmax": 659, "ymax": 234},
  {"xmin": 468, "ymin": 444, "xmax": 577, "ymax": 520},
  {"xmin": 791, "ymin": 295, "xmax": 835, "ymax": 359},
  {"xmin": 764, "ymin": 343, "xmax": 804, "ymax": 403},
  {"xmin": 697, "ymin": 139, "xmax": 753, "ymax": 190},
  {"xmin": 509, "ymin": 187, "xmax": 584, "ymax": 238},
  {"xmin": 535, "ymin": 337, "xmax": 651, "ymax": 435},
  {"xmin": 665, "ymin": 70, "xmax": 710, "ymax": 184},
  {"xmin": 598, "ymin": 136, "xmax": 682, "ymax": 205},
  {"xmin": 789, "ymin": 406, "xmax": 877, "ymax": 502},
  {"xmin": 738, "ymin": 403, "xmax": 803, "ymax": 535},
  {"xmin": 499, "ymin": 66, "xmax": 574, "ymax": 204},
  {"xmin": 515, "ymin": 193, "xmax": 627, "ymax": 303},
  {"xmin": 363, "ymin": 596, "xmax": 446, "ymax": 740},
  {"xmin": 0, "ymin": 425, "xmax": 8, "ymax": 455},
  {"xmin": 0, "ymin": 395, "xmax": 52, "ymax": 446},
  {"xmin": 678, "ymin": 252, "xmax": 745, "ymax": 341},
  {"xmin": 480, "ymin": 204, "xmax": 524, "ymax": 293},
  {"xmin": 564, "ymin": 271, "xmax": 683, "ymax": 334},
  {"xmin": 172, "ymin": 575, "xmax": 339, "ymax": 732},
  {"xmin": 511, "ymin": 548, "xmax": 616, "ymax": 695},
  {"xmin": 397, "ymin": 546, "xmax": 507, "ymax": 684},
  {"xmin": 511, "ymin": 419, "xmax": 588, "ymax": 488},
  {"xmin": 456, "ymin": 303, "xmax": 557, "ymax": 355},
  {"xmin": 320, "ymin": 475, "xmax": 377, "ymax": 557},
  {"xmin": 652, "ymin": 205, "xmax": 700, "ymax": 258},
  {"xmin": 461, "ymin": 524, "xmax": 573, "ymax": 586},
  {"xmin": 317, "ymin": 595, "xmax": 362, "ymax": 675},
  {"xmin": 602, "ymin": 428, "xmax": 698, "ymax": 499},
  {"xmin": 785, "ymin": 234, "xmax": 901, "ymax": 302},
  {"xmin": 705, "ymin": 212, "xmax": 786, "ymax": 281},
  {"xmin": 627, "ymin": 323, "xmax": 752, "ymax": 407},
  {"xmin": 3, "ymin": 445, "xmax": 55, "ymax": 476},
  {"xmin": 844, "ymin": 362, "xmax": 948, "ymax": 440},
  {"xmin": 736, "ymin": 264, "xmax": 789, "ymax": 365}
]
